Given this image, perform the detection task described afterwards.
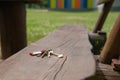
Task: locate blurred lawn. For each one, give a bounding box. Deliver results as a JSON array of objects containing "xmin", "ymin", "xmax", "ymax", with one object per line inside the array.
[{"xmin": 27, "ymin": 9, "xmax": 119, "ymax": 44}]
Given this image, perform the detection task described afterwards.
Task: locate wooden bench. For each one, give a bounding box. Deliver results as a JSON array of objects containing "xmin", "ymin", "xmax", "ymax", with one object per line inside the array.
[{"xmin": 0, "ymin": 25, "xmax": 96, "ymax": 80}]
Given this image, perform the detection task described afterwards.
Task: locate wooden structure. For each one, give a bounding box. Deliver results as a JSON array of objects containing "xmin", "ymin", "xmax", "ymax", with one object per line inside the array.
[
  {"xmin": 90, "ymin": 0, "xmax": 120, "ymax": 72},
  {"xmin": 88, "ymin": 56, "xmax": 120, "ymax": 80},
  {"xmin": 99, "ymin": 14, "xmax": 120, "ymax": 64},
  {"xmin": 93, "ymin": 0, "xmax": 120, "ymax": 64},
  {"xmin": 0, "ymin": 0, "xmax": 40, "ymax": 59},
  {"xmin": 0, "ymin": 2, "xmax": 27, "ymax": 59},
  {"xmin": 0, "ymin": 25, "xmax": 96, "ymax": 80},
  {"xmin": 0, "ymin": 0, "xmax": 120, "ymax": 79},
  {"xmin": 89, "ymin": 0, "xmax": 120, "ymax": 79},
  {"xmin": 93, "ymin": 0, "xmax": 114, "ymax": 33}
]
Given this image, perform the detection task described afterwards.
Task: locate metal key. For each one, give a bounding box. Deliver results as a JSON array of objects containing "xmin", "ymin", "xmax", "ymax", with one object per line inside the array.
[
  {"xmin": 40, "ymin": 50, "xmax": 48, "ymax": 58},
  {"xmin": 47, "ymin": 49, "xmax": 63, "ymax": 58},
  {"xmin": 40, "ymin": 49, "xmax": 52, "ymax": 58},
  {"xmin": 48, "ymin": 50, "xmax": 53, "ymax": 58},
  {"xmin": 51, "ymin": 53, "xmax": 64, "ymax": 58}
]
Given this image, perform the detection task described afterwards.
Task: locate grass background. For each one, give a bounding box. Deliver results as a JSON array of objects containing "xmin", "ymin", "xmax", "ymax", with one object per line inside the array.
[
  {"xmin": 0, "ymin": 9, "xmax": 119, "ymax": 59},
  {"xmin": 27, "ymin": 9, "xmax": 119, "ymax": 44}
]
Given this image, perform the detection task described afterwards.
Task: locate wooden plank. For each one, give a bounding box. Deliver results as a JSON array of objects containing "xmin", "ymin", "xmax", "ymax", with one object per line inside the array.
[
  {"xmin": 87, "ymin": 0, "xmax": 93, "ymax": 9},
  {"xmin": 50, "ymin": 0, "xmax": 56, "ymax": 8},
  {"xmin": 74, "ymin": 0, "xmax": 80, "ymax": 9},
  {"xmin": 65, "ymin": 0, "xmax": 72, "ymax": 8},
  {"xmin": 81, "ymin": 0, "xmax": 87, "ymax": 9},
  {"xmin": 57, "ymin": 0, "xmax": 64, "ymax": 9},
  {"xmin": 0, "ymin": 25, "xmax": 96, "ymax": 80},
  {"xmin": 0, "ymin": 3, "xmax": 27, "ymax": 59},
  {"xmin": 112, "ymin": 59, "xmax": 120, "ymax": 72},
  {"xmin": 87, "ymin": 55, "xmax": 120, "ymax": 80}
]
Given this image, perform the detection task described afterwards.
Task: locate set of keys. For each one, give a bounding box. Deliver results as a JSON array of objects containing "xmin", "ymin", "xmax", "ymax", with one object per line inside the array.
[{"xmin": 29, "ymin": 49, "xmax": 64, "ymax": 58}]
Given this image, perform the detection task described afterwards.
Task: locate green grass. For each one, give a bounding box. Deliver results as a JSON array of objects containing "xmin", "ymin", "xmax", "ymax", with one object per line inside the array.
[{"xmin": 27, "ymin": 9, "xmax": 119, "ymax": 44}]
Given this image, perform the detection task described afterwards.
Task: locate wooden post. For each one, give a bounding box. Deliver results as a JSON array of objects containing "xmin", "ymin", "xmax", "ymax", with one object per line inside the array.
[
  {"xmin": 0, "ymin": 3, "xmax": 27, "ymax": 59},
  {"xmin": 99, "ymin": 13, "xmax": 120, "ymax": 64},
  {"xmin": 98, "ymin": 0, "xmax": 111, "ymax": 4},
  {"xmin": 93, "ymin": 0, "xmax": 114, "ymax": 33}
]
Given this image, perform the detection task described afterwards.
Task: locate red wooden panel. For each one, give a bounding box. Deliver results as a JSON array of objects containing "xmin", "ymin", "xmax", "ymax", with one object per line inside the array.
[
  {"xmin": 58, "ymin": 0, "xmax": 63, "ymax": 8},
  {"xmin": 75, "ymin": 0, "xmax": 80, "ymax": 8}
]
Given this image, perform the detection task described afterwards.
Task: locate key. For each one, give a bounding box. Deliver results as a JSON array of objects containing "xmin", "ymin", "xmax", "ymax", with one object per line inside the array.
[
  {"xmin": 47, "ymin": 49, "xmax": 63, "ymax": 58},
  {"xmin": 40, "ymin": 50, "xmax": 48, "ymax": 58},
  {"xmin": 29, "ymin": 50, "xmax": 45, "ymax": 56},
  {"xmin": 51, "ymin": 53, "xmax": 64, "ymax": 58},
  {"xmin": 40, "ymin": 49, "xmax": 52, "ymax": 58},
  {"xmin": 48, "ymin": 50, "xmax": 54, "ymax": 58}
]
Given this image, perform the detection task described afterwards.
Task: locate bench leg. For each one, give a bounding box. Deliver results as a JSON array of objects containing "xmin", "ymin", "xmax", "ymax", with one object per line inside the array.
[
  {"xmin": 0, "ymin": 3, "xmax": 27, "ymax": 59},
  {"xmin": 93, "ymin": 0, "xmax": 114, "ymax": 33},
  {"xmin": 99, "ymin": 13, "xmax": 120, "ymax": 64}
]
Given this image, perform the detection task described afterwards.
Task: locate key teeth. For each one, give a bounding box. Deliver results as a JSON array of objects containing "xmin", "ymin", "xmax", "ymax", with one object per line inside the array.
[
  {"xmin": 52, "ymin": 52, "xmax": 64, "ymax": 58},
  {"xmin": 58, "ymin": 54, "xmax": 64, "ymax": 58}
]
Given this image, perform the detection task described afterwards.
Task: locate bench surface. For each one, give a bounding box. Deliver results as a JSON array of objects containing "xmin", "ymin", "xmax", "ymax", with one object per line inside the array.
[{"xmin": 0, "ymin": 25, "xmax": 96, "ymax": 80}]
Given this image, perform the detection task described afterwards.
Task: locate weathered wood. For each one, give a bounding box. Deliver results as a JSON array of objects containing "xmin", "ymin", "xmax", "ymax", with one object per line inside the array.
[
  {"xmin": 0, "ymin": 25, "xmax": 96, "ymax": 80},
  {"xmin": 99, "ymin": 14, "xmax": 120, "ymax": 64},
  {"xmin": 0, "ymin": 3, "xmax": 27, "ymax": 59},
  {"xmin": 93, "ymin": 0, "xmax": 114, "ymax": 33},
  {"xmin": 87, "ymin": 55, "xmax": 120, "ymax": 80},
  {"xmin": 112, "ymin": 59, "xmax": 120, "ymax": 72}
]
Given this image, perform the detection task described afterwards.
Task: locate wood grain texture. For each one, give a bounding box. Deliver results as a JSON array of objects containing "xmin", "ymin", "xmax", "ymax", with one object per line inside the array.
[
  {"xmin": 87, "ymin": 55, "xmax": 120, "ymax": 80},
  {"xmin": 0, "ymin": 25, "xmax": 96, "ymax": 80},
  {"xmin": 99, "ymin": 14, "xmax": 120, "ymax": 64},
  {"xmin": 0, "ymin": 3, "xmax": 27, "ymax": 59}
]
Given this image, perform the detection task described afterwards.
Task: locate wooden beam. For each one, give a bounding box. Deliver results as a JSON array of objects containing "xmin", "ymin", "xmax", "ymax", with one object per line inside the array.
[
  {"xmin": 0, "ymin": 25, "xmax": 96, "ymax": 80},
  {"xmin": 0, "ymin": 3, "xmax": 27, "ymax": 59},
  {"xmin": 99, "ymin": 13, "xmax": 120, "ymax": 64},
  {"xmin": 93, "ymin": 0, "xmax": 114, "ymax": 33},
  {"xmin": 98, "ymin": 0, "xmax": 111, "ymax": 4}
]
